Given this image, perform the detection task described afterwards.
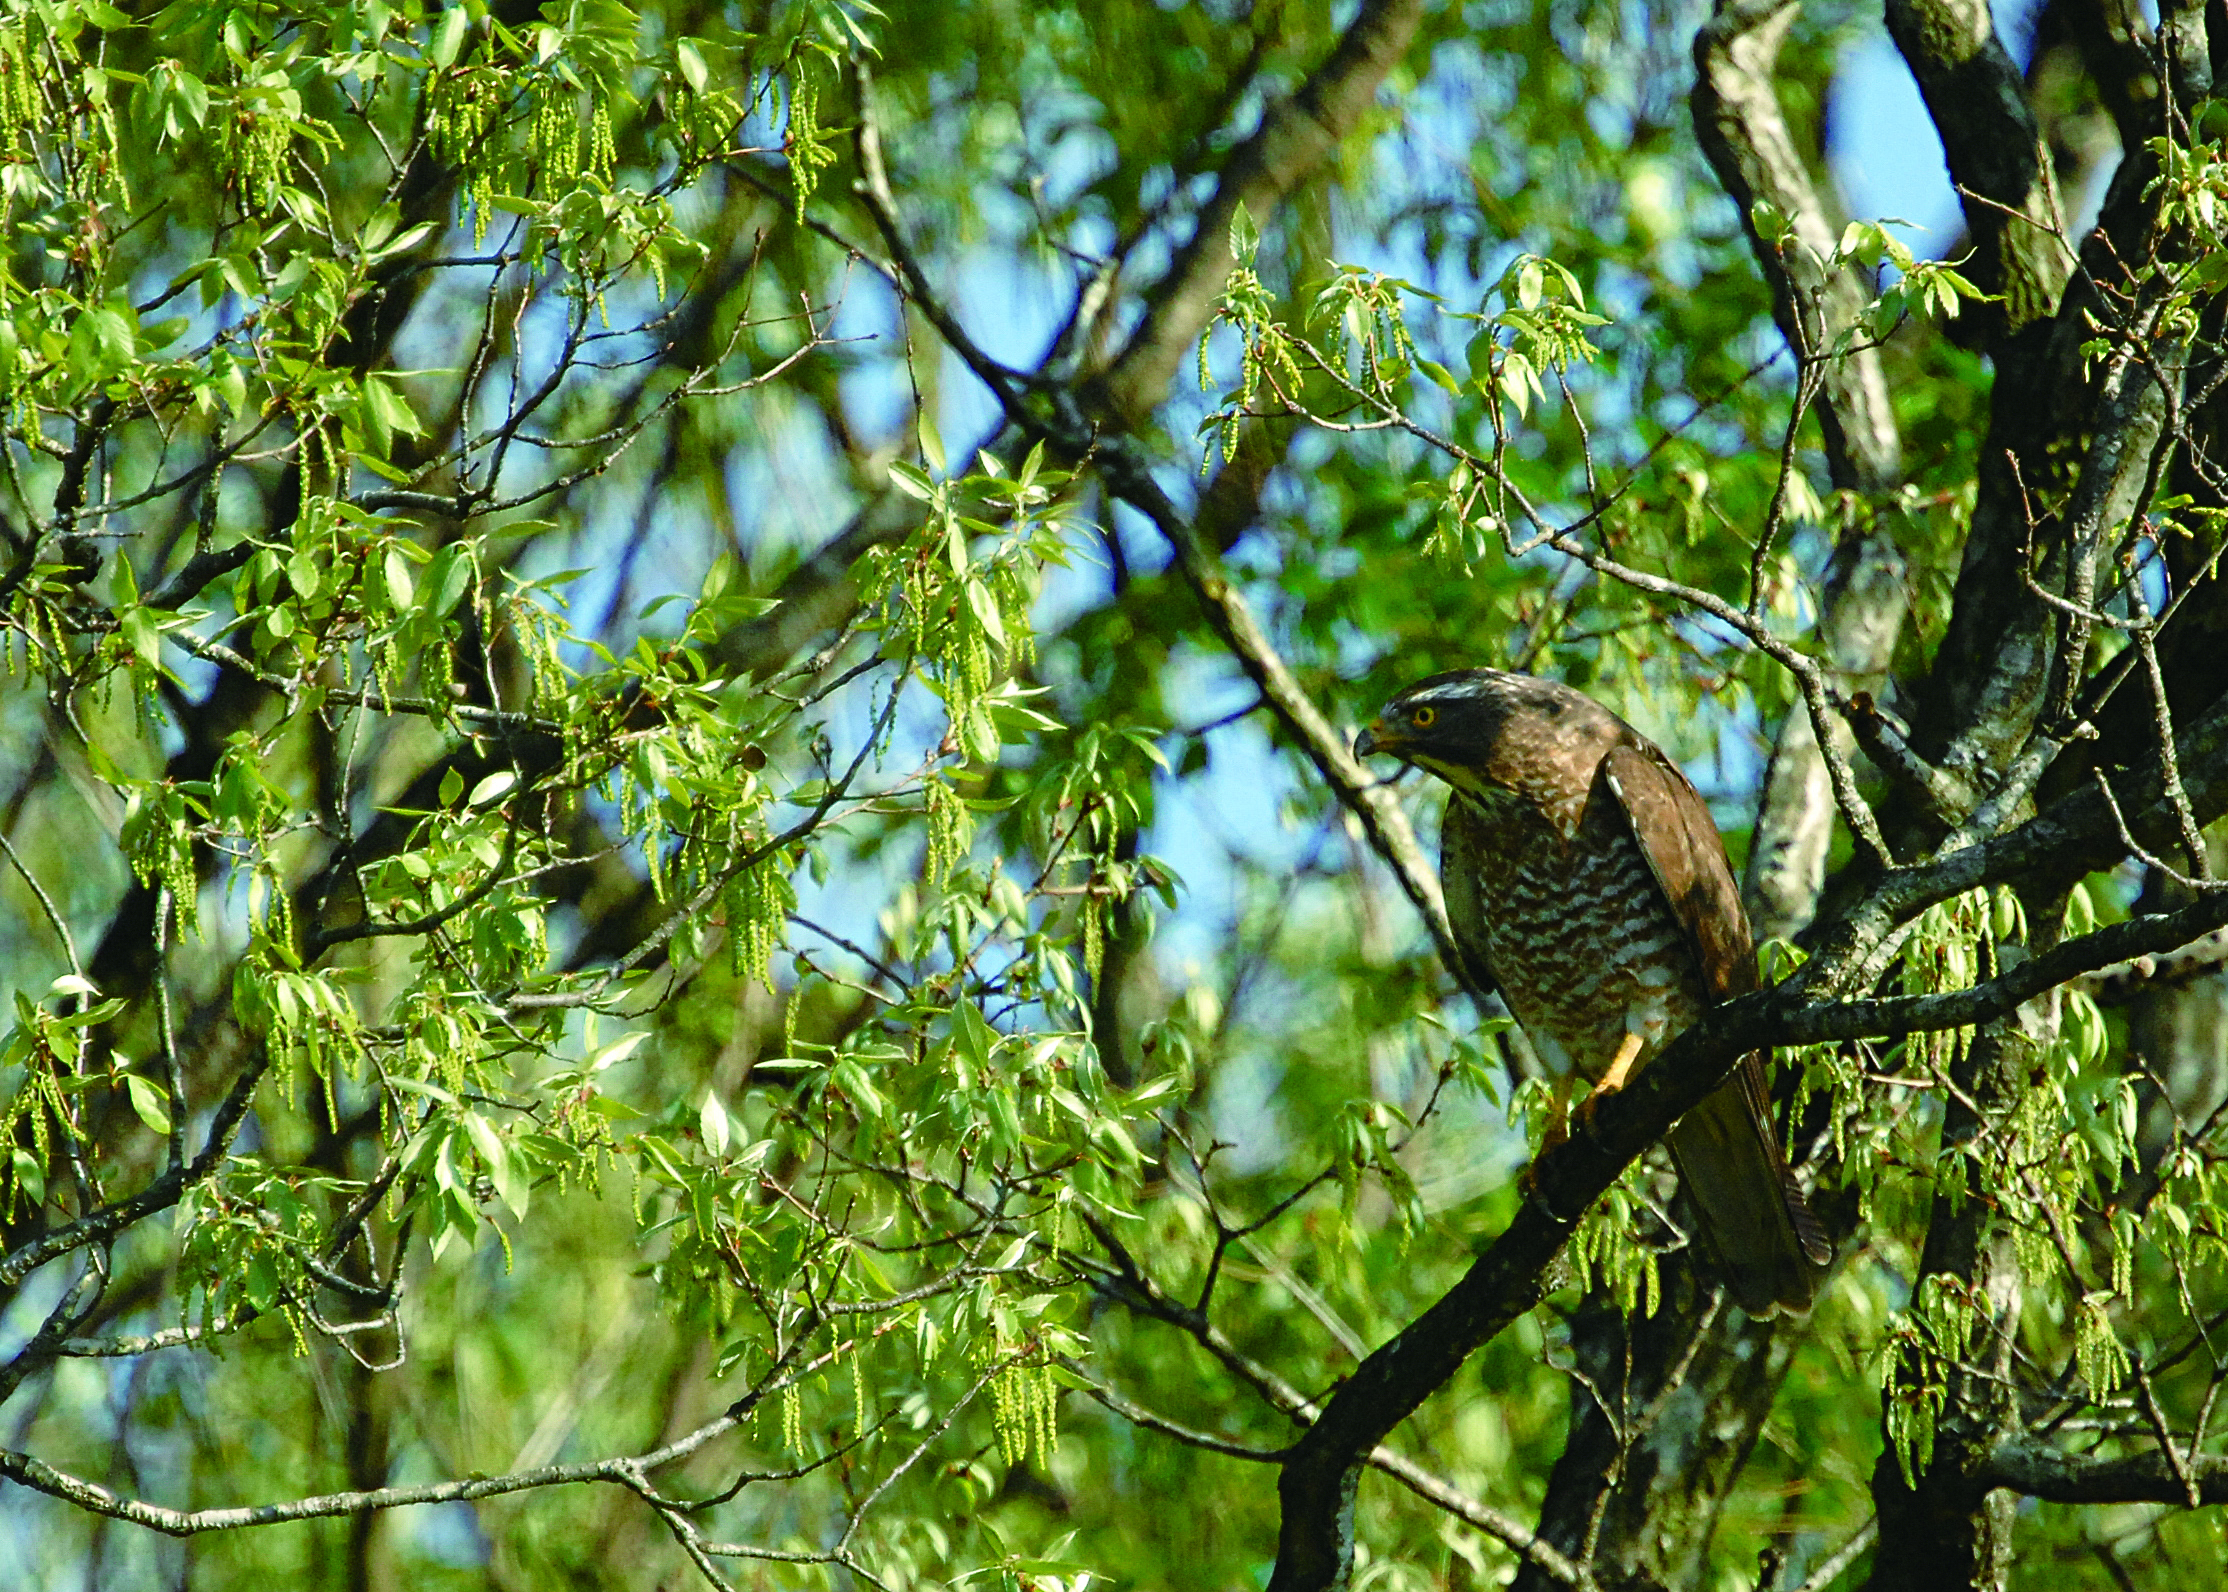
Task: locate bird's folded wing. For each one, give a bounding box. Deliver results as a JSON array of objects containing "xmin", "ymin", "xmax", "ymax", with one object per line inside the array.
[
  {"xmin": 1597, "ymin": 741, "xmax": 1756, "ymax": 999},
  {"xmin": 1601, "ymin": 741, "xmax": 1833, "ymax": 1295}
]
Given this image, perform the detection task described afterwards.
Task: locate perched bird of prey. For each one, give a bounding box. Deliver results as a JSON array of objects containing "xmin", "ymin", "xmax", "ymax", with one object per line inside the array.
[{"xmin": 1356, "ymin": 668, "xmax": 1830, "ymax": 1315}]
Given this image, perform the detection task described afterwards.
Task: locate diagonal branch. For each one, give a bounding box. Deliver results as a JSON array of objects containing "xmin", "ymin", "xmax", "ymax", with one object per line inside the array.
[{"xmin": 1155, "ymin": 524, "xmax": 1467, "ymax": 994}]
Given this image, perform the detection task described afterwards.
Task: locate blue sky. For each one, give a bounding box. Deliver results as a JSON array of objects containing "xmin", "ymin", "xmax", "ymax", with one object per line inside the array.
[
  {"xmin": 1830, "ymin": 32, "xmax": 1963, "ymax": 250},
  {"xmin": 1828, "ymin": 0, "xmax": 2138, "ymax": 252}
]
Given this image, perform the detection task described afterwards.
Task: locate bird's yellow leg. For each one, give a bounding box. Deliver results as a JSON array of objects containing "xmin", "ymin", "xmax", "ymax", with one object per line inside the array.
[
  {"xmin": 1598, "ymin": 1031, "xmax": 1643, "ymax": 1096},
  {"xmin": 1576, "ymin": 1031, "xmax": 1644, "ymax": 1129}
]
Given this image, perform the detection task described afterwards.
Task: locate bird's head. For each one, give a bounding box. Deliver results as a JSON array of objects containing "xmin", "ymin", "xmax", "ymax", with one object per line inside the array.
[{"xmin": 1355, "ymin": 669, "xmax": 1607, "ymax": 802}]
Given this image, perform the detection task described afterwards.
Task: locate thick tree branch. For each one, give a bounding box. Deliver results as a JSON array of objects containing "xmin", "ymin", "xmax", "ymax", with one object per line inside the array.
[
  {"xmin": 1899, "ymin": 0, "xmax": 2211, "ymax": 810},
  {"xmin": 2072, "ymin": 925, "xmax": 2228, "ymax": 1000},
  {"xmin": 1812, "ymin": 678, "xmax": 2228, "ymax": 996},
  {"xmin": 1885, "ymin": 0, "xmax": 2075, "ymax": 340},
  {"xmin": 1691, "ymin": 0, "xmax": 1902, "ymax": 493},
  {"xmin": 1981, "ymin": 1432, "xmax": 2228, "ymax": 1503}
]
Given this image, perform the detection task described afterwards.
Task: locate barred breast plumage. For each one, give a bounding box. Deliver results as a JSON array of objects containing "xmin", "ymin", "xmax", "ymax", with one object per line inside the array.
[{"xmin": 1442, "ymin": 781, "xmax": 1706, "ymax": 1083}]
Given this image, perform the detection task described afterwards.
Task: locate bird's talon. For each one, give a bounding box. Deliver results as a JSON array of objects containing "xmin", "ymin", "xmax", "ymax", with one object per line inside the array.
[{"xmin": 1573, "ymin": 1084, "xmax": 1618, "ymax": 1135}]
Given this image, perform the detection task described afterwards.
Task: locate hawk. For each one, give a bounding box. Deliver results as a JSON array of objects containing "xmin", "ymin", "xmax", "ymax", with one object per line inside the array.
[{"xmin": 1356, "ymin": 668, "xmax": 1829, "ymax": 1315}]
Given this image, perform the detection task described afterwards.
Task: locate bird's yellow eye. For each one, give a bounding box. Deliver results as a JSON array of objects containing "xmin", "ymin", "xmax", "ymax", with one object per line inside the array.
[{"xmin": 1411, "ymin": 705, "xmax": 1437, "ymax": 729}]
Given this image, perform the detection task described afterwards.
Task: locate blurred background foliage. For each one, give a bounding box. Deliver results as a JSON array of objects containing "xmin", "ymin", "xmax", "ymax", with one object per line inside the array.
[{"xmin": 3, "ymin": 0, "xmax": 2223, "ymax": 1588}]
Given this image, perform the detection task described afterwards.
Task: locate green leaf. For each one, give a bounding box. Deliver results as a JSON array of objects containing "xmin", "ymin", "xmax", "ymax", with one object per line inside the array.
[
  {"xmin": 699, "ymin": 1089, "xmax": 731, "ymax": 1156},
  {"xmin": 954, "ymin": 999, "xmax": 997, "ymax": 1067},
  {"xmin": 468, "ymin": 770, "xmax": 516, "ymax": 806},
  {"xmin": 125, "ymin": 1074, "xmax": 172, "ymax": 1136},
  {"xmin": 461, "ymin": 1111, "xmax": 508, "ymax": 1186},
  {"xmin": 121, "ymin": 608, "xmax": 165, "ymax": 671},
  {"xmin": 492, "ymin": 1149, "xmax": 530, "ymax": 1219},
  {"xmin": 382, "ymin": 545, "xmax": 415, "ymax": 608},
  {"xmin": 1499, "ymin": 351, "xmax": 1534, "ymax": 416},
  {"xmin": 887, "ymin": 460, "xmax": 935, "ymax": 501},
  {"xmin": 962, "ymin": 701, "xmax": 1000, "ymax": 763},
  {"xmin": 426, "ymin": 546, "xmax": 473, "ymax": 617},
  {"xmin": 589, "ymin": 1031, "xmax": 650, "ymax": 1071},
  {"xmin": 676, "ymin": 37, "xmax": 708, "ymax": 91},
  {"xmin": 10, "ymin": 1147, "xmax": 44, "ymax": 1208},
  {"xmin": 965, "ymin": 577, "xmax": 1006, "ymax": 647},
  {"xmin": 431, "ymin": 5, "xmax": 468, "ymax": 67},
  {"xmin": 1228, "ymin": 201, "xmax": 1260, "ymax": 266},
  {"xmin": 363, "ymin": 375, "xmax": 423, "ymax": 440}
]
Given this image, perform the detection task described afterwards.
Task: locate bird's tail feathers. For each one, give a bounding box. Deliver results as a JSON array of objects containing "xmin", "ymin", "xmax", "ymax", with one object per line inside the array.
[
  {"xmin": 1782, "ymin": 1167, "xmax": 1832, "ymax": 1268},
  {"xmin": 1666, "ymin": 1079, "xmax": 1829, "ymax": 1317}
]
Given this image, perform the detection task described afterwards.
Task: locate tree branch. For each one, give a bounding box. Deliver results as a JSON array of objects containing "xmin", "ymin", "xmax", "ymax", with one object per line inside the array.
[
  {"xmin": 1152, "ymin": 520, "xmax": 1469, "ymax": 995},
  {"xmin": 1981, "ymin": 1432, "xmax": 2228, "ymax": 1503},
  {"xmin": 1884, "ymin": 0, "xmax": 2075, "ymax": 340},
  {"xmin": 1263, "ymin": 872, "xmax": 2228, "ymax": 1589},
  {"xmin": 1691, "ymin": 0, "xmax": 1903, "ymax": 492}
]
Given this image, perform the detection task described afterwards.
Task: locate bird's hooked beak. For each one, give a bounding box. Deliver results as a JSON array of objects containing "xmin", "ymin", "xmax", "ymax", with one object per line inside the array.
[{"xmin": 1354, "ymin": 719, "xmax": 1394, "ymax": 760}]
